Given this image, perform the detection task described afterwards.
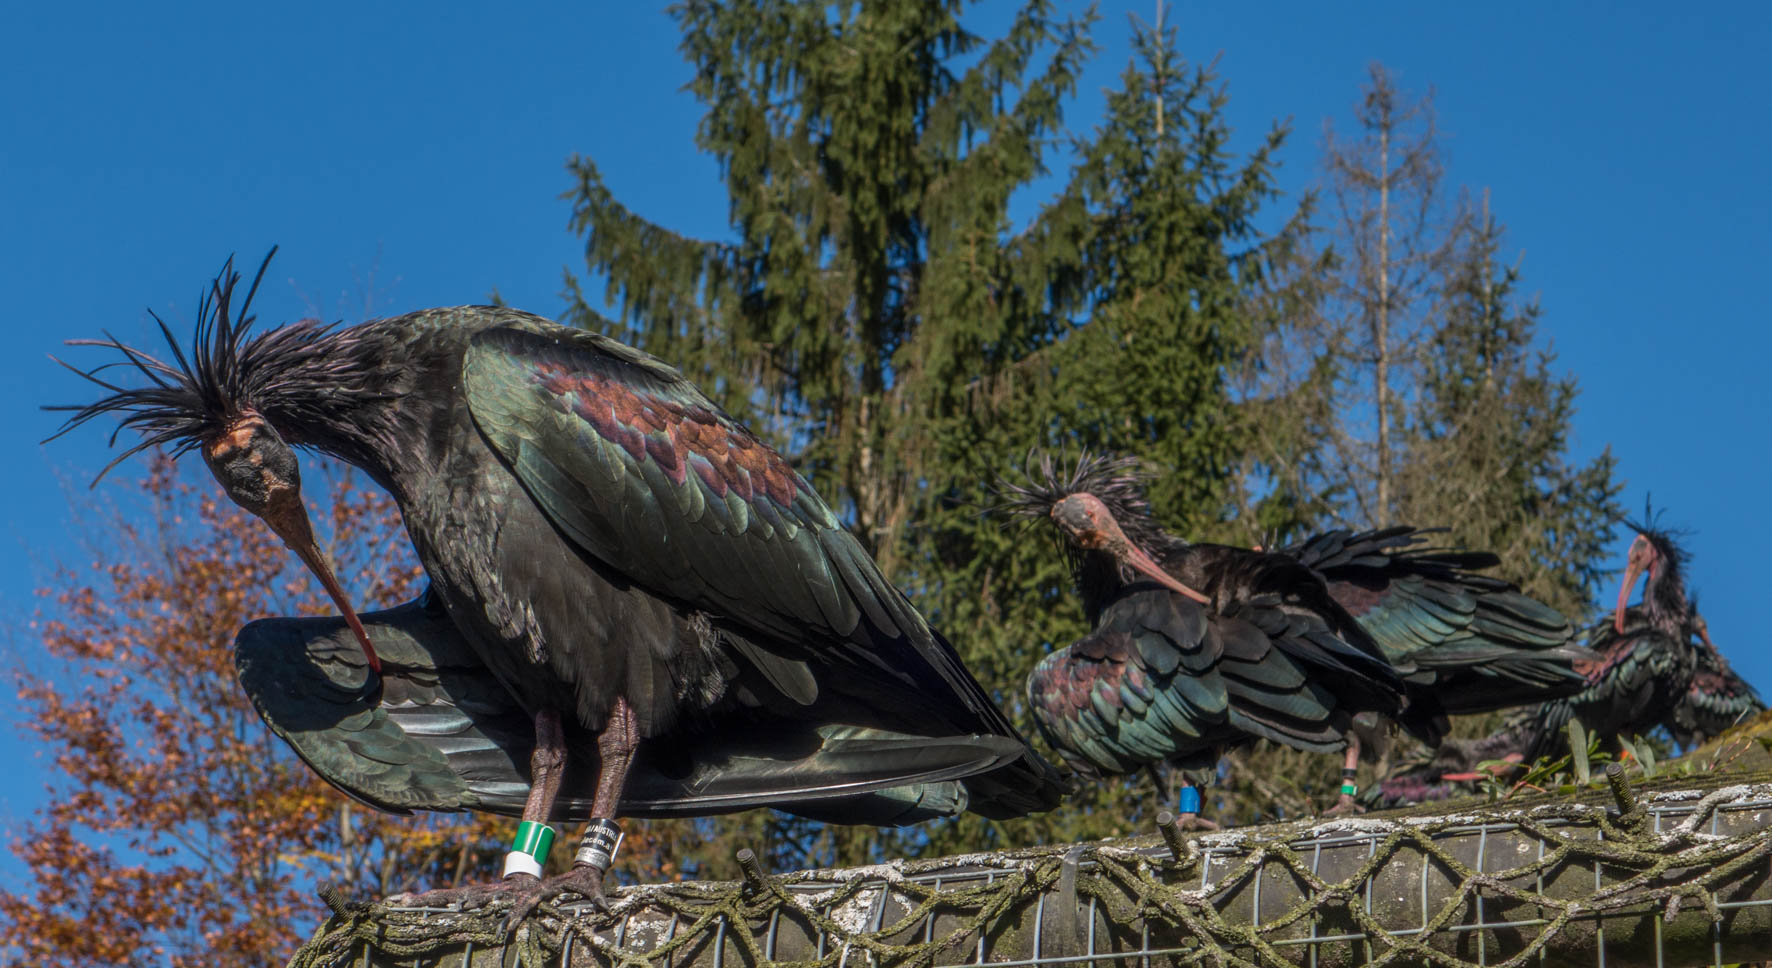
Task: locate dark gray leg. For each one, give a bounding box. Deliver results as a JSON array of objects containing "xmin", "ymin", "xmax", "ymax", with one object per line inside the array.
[{"xmin": 505, "ymin": 697, "xmax": 640, "ymax": 925}]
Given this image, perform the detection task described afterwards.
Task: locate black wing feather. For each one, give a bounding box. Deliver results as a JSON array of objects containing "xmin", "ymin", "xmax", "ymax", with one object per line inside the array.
[
  {"xmin": 462, "ymin": 325, "xmax": 1066, "ymax": 816},
  {"xmin": 1279, "ymin": 527, "xmax": 1582, "ymax": 714},
  {"xmin": 236, "ymin": 596, "xmax": 1025, "ymax": 824}
]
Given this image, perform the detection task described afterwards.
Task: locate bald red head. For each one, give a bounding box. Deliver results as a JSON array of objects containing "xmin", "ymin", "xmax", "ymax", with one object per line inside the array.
[{"xmin": 1049, "ymin": 493, "xmax": 1209, "ymax": 605}]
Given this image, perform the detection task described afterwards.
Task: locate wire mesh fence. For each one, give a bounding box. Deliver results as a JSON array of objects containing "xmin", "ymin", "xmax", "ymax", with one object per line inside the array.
[{"xmin": 292, "ymin": 774, "xmax": 1772, "ymax": 968}]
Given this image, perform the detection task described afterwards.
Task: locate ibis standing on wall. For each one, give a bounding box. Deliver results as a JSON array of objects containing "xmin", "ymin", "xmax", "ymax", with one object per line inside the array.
[
  {"xmin": 1394, "ymin": 520, "xmax": 1749, "ymax": 799},
  {"xmin": 51, "ymin": 252, "xmax": 1068, "ymax": 916},
  {"xmin": 1508, "ymin": 521, "xmax": 1705, "ymax": 764},
  {"xmin": 1000, "ymin": 453, "xmax": 1439, "ymax": 827}
]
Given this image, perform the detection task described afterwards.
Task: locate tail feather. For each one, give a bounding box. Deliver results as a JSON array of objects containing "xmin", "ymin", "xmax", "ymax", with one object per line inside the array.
[
  {"xmin": 952, "ymin": 747, "xmax": 1073, "ymax": 820},
  {"xmin": 918, "ymin": 627, "xmax": 1072, "ymax": 818}
]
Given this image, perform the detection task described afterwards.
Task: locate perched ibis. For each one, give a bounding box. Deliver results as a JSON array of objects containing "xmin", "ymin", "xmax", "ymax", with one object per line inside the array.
[
  {"xmin": 999, "ymin": 453, "xmax": 1432, "ymax": 827},
  {"xmin": 1365, "ymin": 732, "xmax": 1524, "ymax": 809},
  {"xmin": 51, "ymin": 252, "xmax": 1068, "ymax": 915},
  {"xmin": 1373, "ymin": 606, "xmax": 1755, "ymax": 809},
  {"xmin": 1508, "ymin": 521, "xmax": 1704, "ymax": 764}
]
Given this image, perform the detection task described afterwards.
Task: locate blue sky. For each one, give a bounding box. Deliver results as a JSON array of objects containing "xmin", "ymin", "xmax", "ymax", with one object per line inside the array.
[{"xmin": 3, "ymin": 1, "xmax": 1767, "ymax": 829}]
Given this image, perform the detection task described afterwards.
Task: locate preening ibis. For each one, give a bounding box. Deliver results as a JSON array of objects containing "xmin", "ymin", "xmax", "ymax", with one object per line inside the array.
[
  {"xmin": 1508, "ymin": 522, "xmax": 1704, "ymax": 764},
  {"xmin": 52, "ymin": 252, "xmax": 1068, "ymax": 914},
  {"xmin": 1275, "ymin": 528, "xmax": 1584, "ymax": 808},
  {"xmin": 1000, "ymin": 453, "xmax": 1430, "ymax": 827}
]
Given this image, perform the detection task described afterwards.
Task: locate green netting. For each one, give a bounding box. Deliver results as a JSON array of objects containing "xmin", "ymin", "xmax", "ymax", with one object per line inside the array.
[{"xmin": 290, "ymin": 770, "xmax": 1772, "ymax": 968}]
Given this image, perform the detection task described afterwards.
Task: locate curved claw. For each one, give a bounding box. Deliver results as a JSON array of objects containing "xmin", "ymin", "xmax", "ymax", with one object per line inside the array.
[
  {"xmin": 389, "ymin": 873, "xmax": 539, "ymax": 913},
  {"xmin": 1322, "ymin": 795, "xmax": 1367, "ymax": 817},
  {"xmin": 503, "ymin": 866, "xmax": 609, "ymax": 931}
]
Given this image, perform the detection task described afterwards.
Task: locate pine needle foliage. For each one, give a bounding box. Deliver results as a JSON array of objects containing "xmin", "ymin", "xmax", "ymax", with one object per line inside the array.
[
  {"xmin": 563, "ymin": 1, "xmax": 1298, "ymax": 865},
  {"xmin": 1396, "ymin": 198, "xmax": 1623, "ymax": 622}
]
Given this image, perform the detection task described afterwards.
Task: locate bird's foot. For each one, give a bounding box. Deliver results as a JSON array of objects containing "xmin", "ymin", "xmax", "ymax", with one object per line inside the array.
[
  {"xmin": 503, "ymin": 865, "xmax": 609, "ymax": 931},
  {"xmin": 1322, "ymin": 793, "xmax": 1367, "ymax": 817},
  {"xmin": 386, "ymin": 867, "xmax": 610, "ymax": 932},
  {"xmin": 388, "ymin": 873, "xmax": 539, "ymax": 912},
  {"xmin": 1174, "ymin": 811, "xmax": 1220, "ymax": 831}
]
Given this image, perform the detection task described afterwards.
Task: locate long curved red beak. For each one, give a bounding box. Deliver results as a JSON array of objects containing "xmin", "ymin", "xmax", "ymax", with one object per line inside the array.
[
  {"xmin": 1614, "ymin": 555, "xmax": 1647, "ymax": 635},
  {"xmin": 1117, "ymin": 540, "xmax": 1211, "ymax": 605},
  {"xmin": 263, "ymin": 498, "xmax": 381, "ymax": 676}
]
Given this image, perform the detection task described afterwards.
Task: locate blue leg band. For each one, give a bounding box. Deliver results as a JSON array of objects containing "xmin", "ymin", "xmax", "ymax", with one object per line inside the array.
[{"xmin": 1177, "ymin": 785, "xmax": 1203, "ymax": 814}]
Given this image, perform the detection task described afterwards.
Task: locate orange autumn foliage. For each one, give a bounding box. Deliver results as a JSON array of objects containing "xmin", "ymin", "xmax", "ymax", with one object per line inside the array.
[{"xmin": 0, "ymin": 455, "xmax": 506, "ymax": 966}]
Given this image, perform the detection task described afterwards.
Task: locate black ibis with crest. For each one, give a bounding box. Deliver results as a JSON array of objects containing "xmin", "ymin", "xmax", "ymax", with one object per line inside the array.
[
  {"xmin": 998, "ymin": 453, "xmax": 1437, "ymax": 827},
  {"xmin": 49, "ymin": 251, "xmax": 1068, "ymax": 916},
  {"xmin": 1507, "ymin": 516, "xmax": 1706, "ymax": 764}
]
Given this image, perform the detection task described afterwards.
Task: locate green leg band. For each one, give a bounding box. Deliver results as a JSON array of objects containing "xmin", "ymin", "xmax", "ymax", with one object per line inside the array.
[{"xmin": 503, "ymin": 820, "xmax": 557, "ymax": 879}]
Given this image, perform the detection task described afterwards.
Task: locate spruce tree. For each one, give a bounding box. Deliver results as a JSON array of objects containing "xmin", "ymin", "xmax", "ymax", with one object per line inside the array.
[
  {"xmin": 565, "ymin": 0, "xmax": 1096, "ymax": 574},
  {"xmin": 564, "ymin": 0, "xmax": 1097, "ymax": 872},
  {"xmin": 1231, "ymin": 68, "xmax": 1623, "ymax": 809},
  {"xmin": 1397, "ymin": 194, "xmax": 1622, "ymax": 620},
  {"xmin": 561, "ymin": 2, "xmax": 1298, "ymax": 859},
  {"xmin": 911, "ymin": 16, "xmax": 1296, "ymax": 845},
  {"xmin": 1254, "ymin": 66, "xmax": 1621, "ymax": 608}
]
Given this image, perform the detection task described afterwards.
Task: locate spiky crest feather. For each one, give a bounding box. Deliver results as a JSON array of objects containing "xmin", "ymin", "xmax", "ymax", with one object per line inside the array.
[
  {"xmin": 993, "ymin": 450, "xmax": 1188, "ymax": 620},
  {"xmin": 993, "ymin": 450, "xmax": 1176, "ymax": 552},
  {"xmin": 1622, "ymin": 498, "xmax": 1695, "ymax": 628},
  {"xmin": 46, "ymin": 249, "xmax": 403, "ymax": 480}
]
